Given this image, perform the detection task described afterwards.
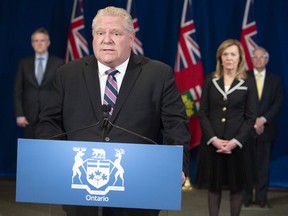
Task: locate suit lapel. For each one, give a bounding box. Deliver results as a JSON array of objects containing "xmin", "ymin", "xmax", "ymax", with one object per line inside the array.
[
  {"xmin": 81, "ymin": 54, "xmax": 142, "ymax": 122},
  {"xmin": 82, "ymin": 56, "xmax": 103, "ymax": 120},
  {"xmin": 261, "ymin": 72, "xmax": 270, "ymax": 101},
  {"xmin": 41, "ymin": 56, "xmax": 53, "ymax": 86},
  {"xmin": 227, "ymin": 79, "xmax": 244, "ymax": 94},
  {"xmin": 27, "ymin": 57, "xmax": 39, "ymax": 87},
  {"xmin": 110, "ymin": 54, "xmax": 142, "ymax": 122},
  {"xmin": 212, "ymin": 77, "xmax": 244, "ymax": 99},
  {"xmin": 212, "ymin": 77, "xmax": 226, "ymax": 99}
]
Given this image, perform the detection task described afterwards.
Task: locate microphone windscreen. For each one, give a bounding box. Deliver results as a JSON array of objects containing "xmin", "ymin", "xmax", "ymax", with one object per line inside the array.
[{"xmin": 101, "ymin": 104, "xmax": 111, "ymax": 112}]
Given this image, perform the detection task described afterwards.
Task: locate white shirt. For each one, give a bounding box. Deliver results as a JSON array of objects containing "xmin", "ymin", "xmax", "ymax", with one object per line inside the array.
[{"xmin": 98, "ymin": 58, "xmax": 130, "ymax": 104}]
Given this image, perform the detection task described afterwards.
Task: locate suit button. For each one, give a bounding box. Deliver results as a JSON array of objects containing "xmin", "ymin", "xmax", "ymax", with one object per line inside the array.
[
  {"xmin": 221, "ymin": 118, "xmax": 226, "ymax": 123},
  {"xmin": 105, "ymin": 137, "xmax": 110, "ymax": 142},
  {"xmin": 222, "ymin": 107, "xmax": 227, "ymax": 111}
]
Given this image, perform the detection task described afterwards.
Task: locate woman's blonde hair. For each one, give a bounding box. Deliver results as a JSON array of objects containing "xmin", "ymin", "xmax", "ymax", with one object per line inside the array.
[{"xmin": 214, "ymin": 39, "xmax": 247, "ymax": 79}]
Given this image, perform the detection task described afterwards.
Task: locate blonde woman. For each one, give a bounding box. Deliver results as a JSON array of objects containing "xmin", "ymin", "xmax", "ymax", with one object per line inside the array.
[{"xmin": 195, "ymin": 39, "xmax": 258, "ymax": 216}]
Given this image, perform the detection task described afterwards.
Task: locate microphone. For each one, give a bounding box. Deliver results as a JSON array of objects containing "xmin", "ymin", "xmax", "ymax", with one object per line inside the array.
[
  {"xmin": 48, "ymin": 105, "xmax": 111, "ymax": 140},
  {"xmin": 101, "ymin": 104, "xmax": 111, "ymax": 129},
  {"xmin": 48, "ymin": 104, "xmax": 157, "ymax": 144},
  {"xmin": 100, "ymin": 104, "xmax": 110, "ymax": 142},
  {"xmin": 100, "ymin": 104, "xmax": 157, "ymax": 144}
]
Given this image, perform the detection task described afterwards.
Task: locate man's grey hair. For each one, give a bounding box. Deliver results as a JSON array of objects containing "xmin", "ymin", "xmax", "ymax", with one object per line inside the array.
[
  {"xmin": 253, "ymin": 47, "xmax": 270, "ymax": 58},
  {"xmin": 92, "ymin": 6, "xmax": 134, "ymax": 33},
  {"xmin": 31, "ymin": 27, "xmax": 50, "ymax": 41}
]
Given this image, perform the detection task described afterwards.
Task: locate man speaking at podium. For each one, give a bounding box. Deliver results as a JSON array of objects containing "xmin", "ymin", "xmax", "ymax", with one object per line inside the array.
[{"xmin": 36, "ymin": 6, "xmax": 190, "ymax": 216}]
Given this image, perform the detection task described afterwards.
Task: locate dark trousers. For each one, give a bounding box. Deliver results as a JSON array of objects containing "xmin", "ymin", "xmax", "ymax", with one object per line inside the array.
[
  {"xmin": 63, "ymin": 205, "xmax": 160, "ymax": 216},
  {"xmin": 244, "ymin": 138, "xmax": 273, "ymax": 203}
]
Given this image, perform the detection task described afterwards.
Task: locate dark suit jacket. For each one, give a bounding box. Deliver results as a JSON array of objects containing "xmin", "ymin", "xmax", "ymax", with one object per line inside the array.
[
  {"xmin": 14, "ymin": 55, "xmax": 63, "ymax": 136},
  {"xmin": 36, "ymin": 54, "xmax": 190, "ymax": 151},
  {"xmin": 199, "ymin": 74, "xmax": 258, "ymax": 146},
  {"xmin": 248, "ymin": 71, "xmax": 283, "ymax": 141}
]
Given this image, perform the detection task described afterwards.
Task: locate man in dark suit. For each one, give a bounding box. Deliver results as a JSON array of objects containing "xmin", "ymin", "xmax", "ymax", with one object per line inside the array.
[
  {"xmin": 244, "ymin": 47, "xmax": 283, "ymax": 208},
  {"xmin": 36, "ymin": 6, "xmax": 190, "ymax": 216},
  {"xmin": 14, "ymin": 27, "xmax": 63, "ymax": 138}
]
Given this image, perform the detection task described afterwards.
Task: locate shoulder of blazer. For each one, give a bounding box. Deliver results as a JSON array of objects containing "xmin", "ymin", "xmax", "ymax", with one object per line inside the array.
[
  {"xmin": 47, "ymin": 55, "xmax": 64, "ymax": 64},
  {"xmin": 265, "ymin": 71, "xmax": 281, "ymax": 82},
  {"xmin": 130, "ymin": 52, "xmax": 170, "ymax": 70},
  {"xmin": 127, "ymin": 53, "xmax": 153, "ymax": 73},
  {"xmin": 202, "ymin": 73, "xmax": 215, "ymax": 89},
  {"xmin": 130, "ymin": 52, "xmax": 149, "ymax": 65},
  {"xmin": 264, "ymin": 72, "xmax": 283, "ymax": 94},
  {"xmin": 59, "ymin": 55, "xmax": 97, "ymax": 71},
  {"xmin": 80, "ymin": 55, "xmax": 96, "ymax": 64},
  {"xmin": 19, "ymin": 56, "xmax": 34, "ymax": 66}
]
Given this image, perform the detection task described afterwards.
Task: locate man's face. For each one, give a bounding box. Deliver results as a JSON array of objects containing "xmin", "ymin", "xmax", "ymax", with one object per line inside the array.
[
  {"xmin": 252, "ymin": 49, "xmax": 269, "ymax": 72},
  {"xmin": 92, "ymin": 15, "xmax": 134, "ymax": 68},
  {"xmin": 31, "ymin": 33, "xmax": 50, "ymax": 55}
]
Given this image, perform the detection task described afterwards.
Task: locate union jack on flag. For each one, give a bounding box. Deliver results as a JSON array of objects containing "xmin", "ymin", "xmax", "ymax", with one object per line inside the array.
[
  {"xmin": 240, "ymin": 0, "xmax": 258, "ymax": 70},
  {"xmin": 65, "ymin": 0, "xmax": 89, "ymax": 63},
  {"xmin": 126, "ymin": 0, "xmax": 144, "ymax": 55},
  {"xmin": 174, "ymin": 0, "xmax": 204, "ymax": 149}
]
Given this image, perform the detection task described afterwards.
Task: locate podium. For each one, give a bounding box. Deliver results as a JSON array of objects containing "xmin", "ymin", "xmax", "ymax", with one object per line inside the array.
[{"xmin": 16, "ymin": 139, "xmax": 183, "ymax": 210}]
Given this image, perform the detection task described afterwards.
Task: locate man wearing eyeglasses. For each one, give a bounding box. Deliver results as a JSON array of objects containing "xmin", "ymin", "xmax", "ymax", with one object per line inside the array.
[
  {"xmin": 14, "ymin": 27, "xmax": 63, "ymax": 138},
  {"xmin": 243, "ymin": 47, "xmax": 283, "ymax": 208}
]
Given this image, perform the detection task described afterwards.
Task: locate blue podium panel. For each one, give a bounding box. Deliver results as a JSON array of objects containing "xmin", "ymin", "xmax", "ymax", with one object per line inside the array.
[{"xmin": 16, "ymin": 139, "xmax": 183, "ymax": 210}]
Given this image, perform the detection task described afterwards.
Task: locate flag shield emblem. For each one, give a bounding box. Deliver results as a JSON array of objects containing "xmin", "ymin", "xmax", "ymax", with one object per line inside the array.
[{"xmin": 86, "ymin": 159, "xmax": 111, "ymax": 189}]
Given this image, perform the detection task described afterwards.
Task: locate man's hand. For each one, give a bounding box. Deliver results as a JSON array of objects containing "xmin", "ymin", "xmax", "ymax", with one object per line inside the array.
[
  {"xmin": 182, "ymin": 172, "xmax": 186, "ymax": 185},
  {"xmin": 16, "ymin": 116, "xmax": 29, "ymax": 127},
  {"xmin": 254, "ymin": 117, "xmax": 266, "ymax": 135}
]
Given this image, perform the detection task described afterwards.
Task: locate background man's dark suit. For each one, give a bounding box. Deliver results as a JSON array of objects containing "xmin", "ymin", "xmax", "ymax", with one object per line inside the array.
[
  {"xmin": 14, "ymin": 55, "xmax": 63, "ymax": 138},
  {"xmin": 245, "ymin": 71, "xmax": 283, "ymax": 206}
]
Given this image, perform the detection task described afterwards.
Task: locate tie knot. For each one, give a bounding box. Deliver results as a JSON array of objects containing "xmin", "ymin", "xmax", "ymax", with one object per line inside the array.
[
  {"xmin": 256, "ymin": 72, "xmax": 261, "ymax": 78},
  {"xmin": 106, "ymin": 68, "xmax": 118, "ymax": 77},
  {"xmin": 38, "ymin": 57, "xmax": 43, "ymax": 62}
]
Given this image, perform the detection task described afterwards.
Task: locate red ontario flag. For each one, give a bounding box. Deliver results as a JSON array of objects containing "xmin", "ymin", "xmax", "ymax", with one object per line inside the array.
[
  {"xmin": 240, "ymin": 0, "xmax": 258, "ymax": 70},
  {"xmin": 65, "ymin": 0, "xmax": 90, "ymax": 63},
  {"xmin": 174, "ymin": 0, "xmax": 204, "ymax": 149}
]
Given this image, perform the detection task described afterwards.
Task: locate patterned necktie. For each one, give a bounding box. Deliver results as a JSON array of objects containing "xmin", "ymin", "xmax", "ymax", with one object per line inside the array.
[
  {"xmin": 36, "ymin": 57, "xmax": 44, "ymax": 85},
  {"xmin": 256, "ymin": 72, "xmax": 263, "ymax": 100},
  {"xmin": 104, "ymin": 68, "xmax": 119, "ymax": 115}
]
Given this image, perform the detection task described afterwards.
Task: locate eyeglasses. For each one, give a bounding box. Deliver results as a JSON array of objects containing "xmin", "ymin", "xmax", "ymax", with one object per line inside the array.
[{"xmin": 252, "ymin": 56, "xmax": 267, "ymax": 60}]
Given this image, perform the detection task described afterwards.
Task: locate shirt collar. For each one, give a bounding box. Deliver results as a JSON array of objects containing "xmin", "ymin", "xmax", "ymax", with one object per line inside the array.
[
  {"xmin": 98, "ymin": 57, "xmax": 130, "ymax": 76},
  {"xmin": 35, "ymin": 52, "xmax": 48, "ymax": 60},
  {"xmin": 253, "ymin": 68, "xmax": 266, "ymax": 77}
]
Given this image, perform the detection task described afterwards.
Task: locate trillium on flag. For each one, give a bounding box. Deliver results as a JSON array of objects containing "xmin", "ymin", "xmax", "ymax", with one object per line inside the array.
[{"xmin": 174, "ymin": 0, "xmax": 204, "ymax": 149}]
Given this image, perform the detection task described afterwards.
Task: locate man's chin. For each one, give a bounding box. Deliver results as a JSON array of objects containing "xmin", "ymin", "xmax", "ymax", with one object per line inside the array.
[{"xmin": 98, "ymin": 58, "xmax": 117, "ymax": 67}]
